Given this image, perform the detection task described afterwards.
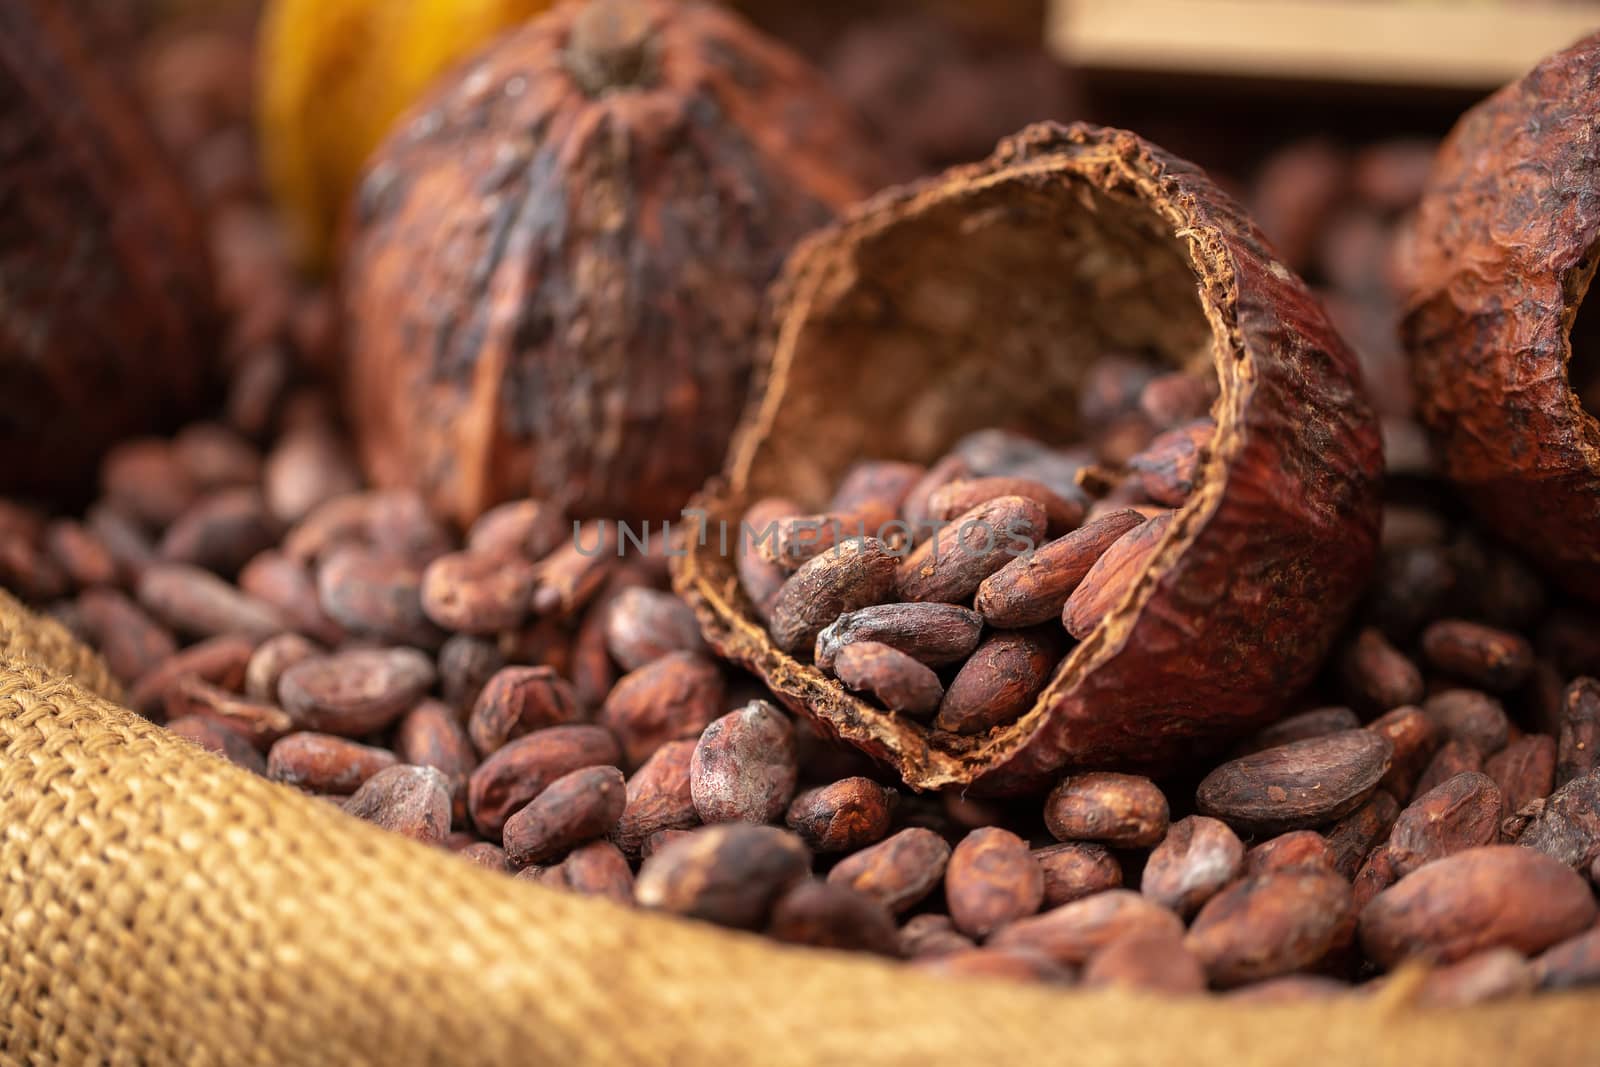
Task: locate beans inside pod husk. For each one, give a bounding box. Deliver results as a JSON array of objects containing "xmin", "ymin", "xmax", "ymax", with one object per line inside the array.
[
  {"xmin": 671, "ymin": 122, "xmax": 1382, "ymax": 794},
  {"xmin": 1404, "ymin": 31, "xmax": 1600, "ymax": 601}
]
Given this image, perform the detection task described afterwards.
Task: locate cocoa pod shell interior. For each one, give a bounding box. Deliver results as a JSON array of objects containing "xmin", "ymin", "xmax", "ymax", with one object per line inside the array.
[
  {"xmin": 672, "ymin": 122, "xmax": 1383, "ymax": 793},
  {"xmin": 1404, "ymin": 31, "xmax": 1600, "ymax": 601}
]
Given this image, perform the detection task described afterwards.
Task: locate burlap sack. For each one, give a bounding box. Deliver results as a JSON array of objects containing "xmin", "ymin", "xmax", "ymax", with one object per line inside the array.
[{"xmin": 0, "ymin": 589, "xmax": 1590, "ymax": 1066}]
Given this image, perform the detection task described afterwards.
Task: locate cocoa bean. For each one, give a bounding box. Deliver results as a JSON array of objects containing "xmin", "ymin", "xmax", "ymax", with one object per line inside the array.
[
  {"xmin": 1123, "ymin": 419, "xmax": 1213, "ymax": 507},
  {"xmin": 1341, "ymin": 627, "xmax": 1424, "ymax": 711},
  {"xmin": 945, "ymin": 827, "xmax": 1044, "ymax": 939},
  {"xmin": 901, "ymin": 455, "xmax": 971, "ymax": 533},
  {"xmin": 343, "ymin": 764, "xmax": 452, "ymax": 844},
  {"xmin": 437, "ymin": 634, "xmax": 505, "ymax": 713},
  {"xmin": 785, "ymin": 778, "xmax": 895, "ymax": 854},
  {"xmin": 316, "ymin": 546, "xmax": 445, "ymax": 649},
  {"xmin": 101, "ymin": 440, "xmax": 198, "ymax": 528},
  {"xmin": 599, "ymin": 651, "xmax": 724, "ymax": 769},
  {"xmin": 127, "ymin": 634, "xmax": 254, "ymax": 715},
  {"xmin": 1422, "ymin": 689, "xmax": 1510, "ymax": 756},
  {"xmin": 1141, "ymin": 815, "xmax": 1244, "ymax": 918},
  {"xmin": 283, "ymin": 490, "xmax": 450, "ymax": 567},
  {"xmin": 76, "ymin": 587, "xmax": 177, "ymax": 685},
  {"xmin": 1557, "ymin": 677, "xmax": 1600, "ymax": 787},
  {"xmin": 934, "ymin": 627, "xmax": 1064, "ymax": 735},
  {"xmin": 1485, "ymin": 734, "xmax": 1556, "ymax": 817},
  {"xmin": 278, "ymin": 647, "xmax": 435, "ymax": 737},
  {"xmin": 827, "ymin": 827, "xmax": 951, "ymax": 914},
  {"xmin": 263, "ymin": 424, "xmax": 362, "ymax": 525},
  {"xmin": 1368, "ymin": 705, "xmax": 1439, "ymax": 800},
  {"xmin": 467, "ymin": 724, "xmax": 622, "ymax": 839},
  {"xmin": 1061, "ymin": 510, "xmax": 1173, "ymax": 639},
  {"xmin": 909, "ymin": 947, "xmax": 1072, "ymax": 984},
  {"xmin": 1387, "ymin": 772, "xmax": 1502, "ymax": 876},
  {"xmin": 1325, "ymin": 791, "xmax": 1401, "ymax": 880},
  {"xmin": 1244, "ymin": 831, "xmax": 1336, "ymax": 876},
  {"xmin": 767, "ymin": 880, "xmax": 901, "ymax": 957},
  {"xmin": 897, "ymin": 496, "xmax": 1047, "ymax": 605},
  {"xmin": 1034, "ymin": 842, "xmax": 1122, "ymax": 909},
  {"xmin": 634, "ymin": 824, "xmax": 811, "ymax": 929},
  {"xmin": 419, "ymin": 550, "xmax": 536, "ymax": 635},
  {"xmin": 158, "ymin": 488, "xmax": 279, "ymax": 577},
  {"xmin": 990, "ymin": 890, "xmax": 1183, "ymax": 966},
  {"xmin": 613, "ymin": 739, "xmax": 699, "ymax": 859},
  {"xmin": 830, "ymin": 461, "xmax": 925, "ymax": 516},
  {"xmin": 689, "ymin": 701, "xmax": 797, "ymax": 825},
  {"xmin": 602, "ymin": 587, "xmax": 705, "ymax": 671},
  {"xmin": 503, "ymin": 765, "xmax": 626, "ymax": 866},
  {"xmin": 1421, "ymin": 620, "xmax": 1533, "ymax": 691},
  {"xmin": 1359, "ymin": 846, "xmax": 1597, "ymax": 966},
  {"xmin": 237, "ymin": 550, "xmax": 344, "ymax": 646},
  {"xmin": 167, "ymin": 716, "xmax": 267, "ymax": 775},
  {"xmin": 1082, "ymin": 930, "xmax": 1207, "ymax": 994},
  {"xmin": 1044, "ymin": 772, "xmax": 1168, "ymax": 848},
  {"xmin": 172, "ymin": 422, "xmax": 261, "ymax": 491},
  {"xmin": 1534, "ymin": 927, "xmax": 1600, "ymax": 990},
  {"xmin": 1186, "ymin": 869, "xmax": 1355, "ymax": 987},
  {"xmin": 165, "ymin": 675, "xmax": 293, "ymax": 747},
  {"xmin": 457, "ymin": 842, "xmax": 513, "ymax": 873},
  {"xmin": 814, "ymin": 602, "xmax": 982, "ymax": 671},
  {"xmin": 1196, "ymin": 730, "xmax": 1393, "ymax": 835},
  {"xmin": 831, "ymin": 641, "xmax": 944, "ymax": 718},
  {"xmin": 1139, "ymin": 371, "xmax": 1215, "ymax": 429},
  {"xmin": 243, "ymin": 632, "xmax": 319, "ymax": 704},
  {"xmin": 44, "ymin": 520, "xmax": 119, "ymax": 589},
  {"xmin": 1414, "ymin": 948, "xmax": 1536, "ymax": 1007},
  {"xmin": 468, "ymin": 665, "xmax": 583, "ymax": 756},
  {"xmin": 138, "ymin": 562, "xmax": 285, "ymax": 639},
  {"xmin": 926, "ymin": 477, "xmax": 1083, "ymax": 536},
  {"xmin": 763, "ymin": 506, "xmax": 900, "ymax": 572},
  {"xmin": 395, "ymin": 699, "xmax": 478, "ymax": 825},
  {"xmin": 531, "ymin": 524, "xmax": 615, "ymax": 618},
  {"xmin": 267, "ymin": 733, "xmax": 398, "ymax": 794},
  {"xmin": 737, "ymin": 497, "xmax": 801, "ymax": 623},
  {"xmin": 1413, "ymin": 738, "xmax": 1484, "ymax": 799},
  {"xmin": 466, "ymin": 499, "xmax": 565, "ymax": 561},
  {"xmin": 898, "ymin": 914, "xmax": 975, "ymax": 959},
  {"xmin": 1514, "ymin": 769, "xmax": 1600, "ymax": 869},
  {"xmin": 545, "ymin": 841, "xmax": 634, "ymax": 905},
  {"xmin": 1237, "ymin": 707, "xmax": 1361, "ymax": 757}
]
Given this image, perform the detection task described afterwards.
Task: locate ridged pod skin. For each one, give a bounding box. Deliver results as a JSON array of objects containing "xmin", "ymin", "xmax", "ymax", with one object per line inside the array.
[
  {"xmin": 672, "ymin": 123, "xmax": 1382, "ymax": 793},
  {"xmin": 341, "ymin": 0, "xmax": 895, "ymax": 527},
  {"xmin": 1404, "ymin": 33, "xmax": 1600, "ymax": 601},
  {"xmin": 0, "ymin": 1, "xmax": 215, "ymax": 498}
]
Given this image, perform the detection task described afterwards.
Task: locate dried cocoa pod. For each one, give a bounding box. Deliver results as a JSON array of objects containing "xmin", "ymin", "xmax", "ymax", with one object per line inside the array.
[
  {"xmin": 468, "ymin": 666, "xmax": 583, "ymax": 757},
  {"xmin": 316, "ymin": 546, "xmax": 445, "ymax": 650},
  {"xmin": 1421, "ymin": 620, "xmax": 1533, "ymax": 692},
  {"xmin": 267, "ymin": 733, "xmax": 398, "ymax": 795},
  {"xmin": 945, "ymin": 827, "xmax": 1043, "ymax": 939},
  {"xmin": 1082, "ymin": 931, "xmax": 1206, "ymax": 995},
  {"xmin": 831, "ymin": 642, "xmax": 943, "ymax": 718},
  {"xmin": 467, "ymin": 724, "xmax": 623, "ymax": 839},
  {"xmin": 769, "ymin": 538, "xmax": 899, "ymax": 656},
  {"xmin": 1043, "ymin": 772, "xmax": 1168, "ymax": 848},
  {"xmin": 814, "ymin": 603, "xmax": 982, "ymax": 673},
  {"xmin": 826, "ymin": 828, "xmax": 950, "ymax": 915},
  {"xmin": 1140, "ymin": 815, "xmax": 1243, "ymax": 919},
  {"xmin": 934, "ymin": 628, "xmax": 1064, "ymax": 736},
  {"xmin": 1360, "ymin": 846, "xmax": 1597, "ymax": 967},
  {"xmin": 634, "ymin": 824, "xmax": 811, "ymax": 929},
  {"xmin": 1236, "ymin": 706, "xmax": 1361, "ymax": 757},
  {"xmin": 502, "ymin": 765, "xmax": 626, "ymax": 866},
  {"xmin": 1404, "ymin": 32, "xmax": 1600, "ymax": 599},
  {"xmin": 1186, "ymin": 869, "xmax": 1355, "ymax": 987},
  {"xmin": 1061, "ymin": 511, "xmax": 1173, "ymax": 640},
  {"xmin": 278, "ymin": 648, "xmax": 435, "ymax": 737},
  {"xmin": 237, "ymin": 550, "xmax": 345, "ymax": 647},
  {"xmin": 785, "ymin": 777, "xmax": 895, "ymax": 854},
  {"xmin": 1422, "ymin": 689, "xmax": 1510, "ymax": 757},
  {"xmin": 1514, "ymin": 769, "xmax": 1600, "ymax": 869},
  {"xmin": 1325, "ymin": 791, "xmax": 1400, "ymax": 880},
  {"xmin": 1413, "ymin": 948, "xmax": 1536, "ymax": 1008},
  {"xmin": 898, "ymin": 914, "xmax": 975, "ymax": 960},
  {"xmin": 1123, "ymin": 419, "xmax": 1214, "ymax": 508},
  {"xmin": 673, "ymin": 124, "xmax": 1381, "ymax": 789},
  {"xmin": 973, "ymin": 508, "xmax": 1146, "ymax": 629},
  {"xmin": 925, "ymin": 478, "xmax": 1084, "ymax": 537},
  {"xmin": 343, "ymin": 765, "xmax": 452, "ymax": 844},
  {"xmin": 544, "ymin": 841, "xmax": 634, "ymax": 905},
  {"xmin": 165, "ymin": 675, "xmax": 293, "ymax": 748},
  {"xmin": 1534, "ymin": 927, "xmax": 1600, "ymax": 990},
  {"xmin": 1196, "ymin": 731, "xmax": 1393, "ymax": 835},
  {"xmin": 166, "ymin": 716, "xmax": 267, "ymax": 776},
  {"xmin": 990, "ymin": 890, "xmax": 1183, "ymax": 967},
  {"xmin": 395, "ymin": 699, "xmax": 478, "ymax": 825},
  {"xmin": 418, "ymin": 551, "xmax": 536, "ymax": 636},
  {"xmin": 766, "ymin": 880, "xmax": 901, "ymax": 957},
  {"xmin": 1485, "ymin": 735, "xmax": 1556, "ymax": 818},
  {"xmin": 689, "ymin": 701, "xmax": 797, "ymax": 825},
  {"xmin": 437, "ymin": 634, "xmax": 505, "ymax": 714},
  {"xmin": 76, "ymin": 588, "xmax": 177, "ymax": 685},
  {"xmin": 737, "ymin": 498, "xmax": 801, "ymax": 623},
  {"xmin": 137, "ymin": 562, "xmax": 285, "ymax": 640},
  {"xmin": 343, "ymin": 0, "xmax": 891, "ymax": 526},
  {"xmin": 613, "ymin": 739, "xmax": 699, "ymax": 859},
  {"xmin": 243, "ymin": 632, "xmax": 320, "ymax": 705},
  {"xmin": 1557, "ymin": 677, "xmax": 1600, "ymax": 787},
  {"xmin": 1244, "ymin": 831, "xmax": 1335, "ymax": 877},
  {"xmin": 126, "ymin": 635, "xmax": 254, "ymax": 716},
  {"xmin": 1413, "ymin": 739, "xmax": 1484, "ymax": 800},
  {"xmin": 601, "ymin": 588, "xmax": 705, "ymax": 672},
  {"xmin": 0, "ymin": 0, "xmax": 215, "ymax": 497},
  {"xmin": 1034, "ymin": 842, "xmax": 1122, "ymax": 908},
  {"xmin": 599, "ymin": 651, "xmax": 725, "ymax": 769},
  {"xmin": 158, "ymin": 489, "xmax": 279, "ymax": 578},
  {"xmin": 1367, "ymin": 705, "xmax": 1439, "ymax": 801},
  {"xmin": 1386, "ymin": 772, "xmax": 1502, "ymax": 877}
]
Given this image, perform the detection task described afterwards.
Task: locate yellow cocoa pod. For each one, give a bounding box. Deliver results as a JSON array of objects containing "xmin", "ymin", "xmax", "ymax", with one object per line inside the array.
[{"xmin": 258, "ymin": 0, "xmax": 551, "ymax": 269}]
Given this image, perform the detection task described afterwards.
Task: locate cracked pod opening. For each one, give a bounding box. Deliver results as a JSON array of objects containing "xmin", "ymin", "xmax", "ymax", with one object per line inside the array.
[{"xmin": 673, "ymin": 123, "xmax": 1382, "ymax": 794}]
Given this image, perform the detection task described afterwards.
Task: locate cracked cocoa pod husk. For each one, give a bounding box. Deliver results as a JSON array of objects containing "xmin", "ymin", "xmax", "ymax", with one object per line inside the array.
[
  {"xmin": 0, "ymin": 0, "xmax": 216, "ymax": 498},
  {"xmin": 1404, "ymin": 32, "xmax": 1600, "ymax": 601},
  {"xmin": 341, "ymin": 0, "xmax": 895, "ymax": 527},
  {"xmin": 674, "ymin": 123, "xmax": 1381, "ymax": 792}
]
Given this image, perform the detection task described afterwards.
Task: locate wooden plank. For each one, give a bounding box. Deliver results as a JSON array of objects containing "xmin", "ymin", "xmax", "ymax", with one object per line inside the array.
[{"xmin": 1050, "ymin": 0, "xmax": 1600, "ymax": 89}]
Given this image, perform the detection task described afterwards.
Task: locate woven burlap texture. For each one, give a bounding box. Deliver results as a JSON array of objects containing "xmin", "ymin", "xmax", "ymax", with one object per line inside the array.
[{"xmin": 0, "ymin": 590, "xmax": 1591, "ymax": 1066}]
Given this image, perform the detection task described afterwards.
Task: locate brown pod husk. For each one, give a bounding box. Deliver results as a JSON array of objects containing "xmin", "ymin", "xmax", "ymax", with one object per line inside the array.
[
  {"xmin": 0, "ymin": 0, "xmax": 215, "ymax": 498},
  {"xmin": 672, "ymin": 123, "xmax": 1381, "ymax": 792},
  {"xmin": 1404, "ymin": 32, "xmax": 1600, "ymax": 601},
  {"xmin": 341, "ymin": 0, "xmax": 895, "ymax": 527}
]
